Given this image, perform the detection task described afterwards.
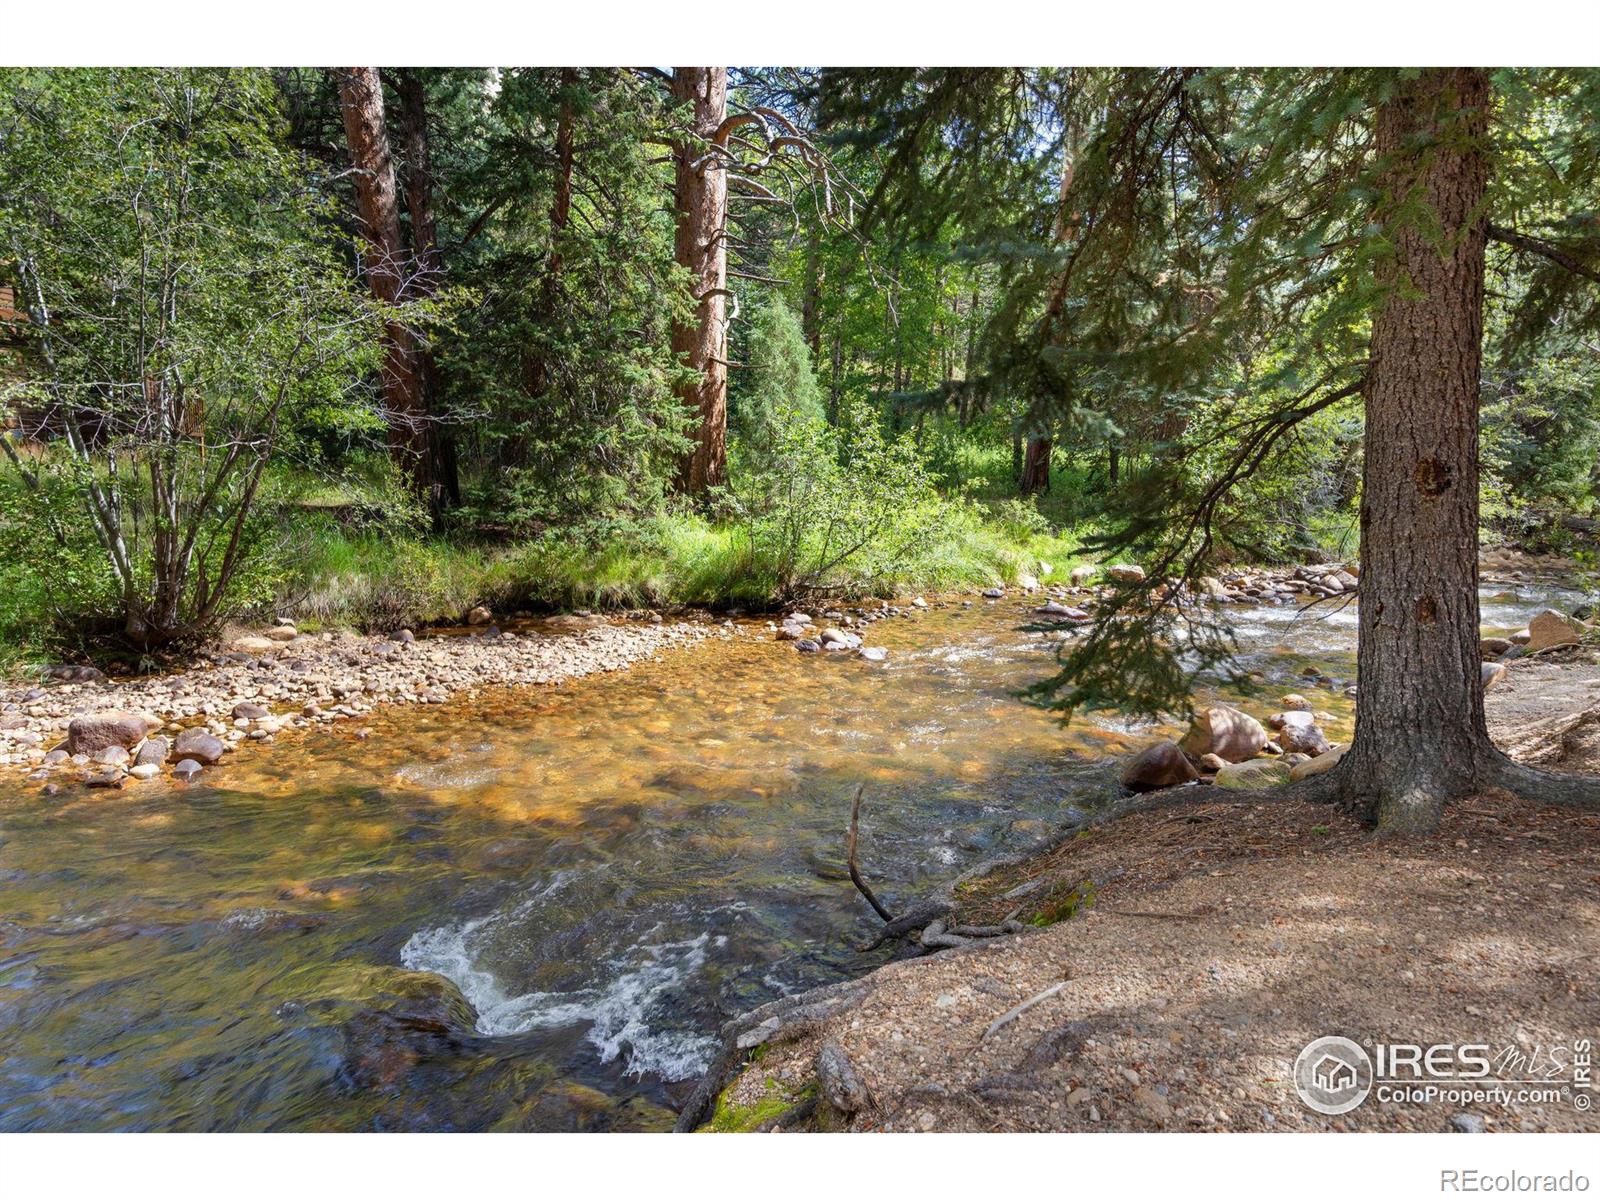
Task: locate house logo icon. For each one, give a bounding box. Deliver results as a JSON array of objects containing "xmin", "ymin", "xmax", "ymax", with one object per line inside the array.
[
  {"xmin": 1294, "ymin": 1036, "xmax": 1374, "ymax": 1115},
  {"xmin": 1313, "ymin": 1054, "xmax": 1357, "ymax": 1092}
]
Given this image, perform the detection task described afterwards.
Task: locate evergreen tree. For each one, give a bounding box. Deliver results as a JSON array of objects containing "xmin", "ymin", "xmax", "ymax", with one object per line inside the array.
[{"xmin": 821, "ymin": 66, "xmax": 1600, "ymax": 828}]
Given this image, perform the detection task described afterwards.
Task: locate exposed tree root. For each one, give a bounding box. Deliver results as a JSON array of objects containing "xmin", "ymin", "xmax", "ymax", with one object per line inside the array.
[
  {"xmin": 855, "ymin": 900, "xmax": 954, "ymax": 952},
  {"xmin": 1277, "ymin": 740, "xmax": 1600, "ymax": 824},
  {"xmin": 1493, "ymin": 753, "xmax": 1600, "ymax": 809},
  {"xmin": 753, "ymin": 1094, "xmax": 819, "ymax": 1132},
  {"xmin": 846, "ymin": 778, "xmax": 1255, "ymax": 955},
  {"xmin": 673, "ymin": 975, "xmax": 876, "ymax": 1132}
]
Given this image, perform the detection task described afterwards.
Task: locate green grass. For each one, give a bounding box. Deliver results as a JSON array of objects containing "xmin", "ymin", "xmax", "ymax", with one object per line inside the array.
[{"xmin": 274, "ymin": 506, "xmax": 1105, "ymax": 632}]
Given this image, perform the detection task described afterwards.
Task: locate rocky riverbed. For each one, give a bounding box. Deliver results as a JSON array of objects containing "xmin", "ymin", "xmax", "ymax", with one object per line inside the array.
[
  {"xmin": 0, "ymin": 614, "xmax": 732, "ymax": 790},
  {"xmin": 6, "ymin": 546, "xmax": 1589, "ymax": 797}
]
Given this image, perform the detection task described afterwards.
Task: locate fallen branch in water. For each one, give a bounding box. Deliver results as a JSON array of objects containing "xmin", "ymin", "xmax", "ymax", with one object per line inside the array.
[{"xmin": 846, "ymin": 784, "xmax": 896, "ymax": 922}]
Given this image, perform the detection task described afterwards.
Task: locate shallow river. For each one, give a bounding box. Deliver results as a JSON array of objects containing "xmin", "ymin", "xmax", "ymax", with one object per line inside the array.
[{"xmin": 0, "ymin": 583, "xmax": 1575, "ymax": 1130}]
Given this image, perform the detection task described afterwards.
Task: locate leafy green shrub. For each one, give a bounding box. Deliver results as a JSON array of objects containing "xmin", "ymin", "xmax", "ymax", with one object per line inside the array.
[{"xmin": 725, "ymin": 399, "xmax": 953, "ymax": 600}]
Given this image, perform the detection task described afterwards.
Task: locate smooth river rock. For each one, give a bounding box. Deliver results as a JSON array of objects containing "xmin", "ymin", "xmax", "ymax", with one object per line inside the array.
[
  {"xmin": 173, "ymin": 729, "xmax": 226, "ymax": 764},
  {"xmin": 66, "ymin": 711, "xmax": 154, "ymax": 756},
  {"xmin": 1526, "ymin": 609, "xmax": 1583, "ymax": 653},
  {"xmin": 1121, "ymin": 740, "xmax": 1199, "ymax": 792},
  {"xmin": 1274, "ymin": 711, "xmax": 1332, "ymax": 756},
  {"xmin": 1178, "ymin": 704, "xmax": 1268, "ymax": 763},
  {"xmin": 1289, "ymin": 744, "xmax": 1348, "ymax": 782}
]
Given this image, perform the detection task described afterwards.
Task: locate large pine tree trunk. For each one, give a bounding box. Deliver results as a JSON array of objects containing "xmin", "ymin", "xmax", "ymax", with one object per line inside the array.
[
  {"xmin": 1339, "ymin": 68, "xmax": 1494, "ymax": 833},
  {"xmin": 669, "ymin": 67, "xmax": 730, "ymax": 498},
  {"xmin": 393, "ymin": 68, "xmax": 460, "ymax": 520},
  {"xmin": 334, "ymin": 67, "xmax": 434, "ymax": 502},
  {"xmin": 1019, "ymin": 436, "xmax": 1051, "ymax": 493}
]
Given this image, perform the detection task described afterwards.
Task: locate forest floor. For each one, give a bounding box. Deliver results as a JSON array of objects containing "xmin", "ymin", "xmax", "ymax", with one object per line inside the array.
[{"xmin": 711, "ymin": 650, "xmax": 1600, "ymax": 1133}]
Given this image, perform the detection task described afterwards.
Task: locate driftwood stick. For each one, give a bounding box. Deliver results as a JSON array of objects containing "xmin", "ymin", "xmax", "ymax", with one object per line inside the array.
[
  {"xmin": 847, "ymin": 784, "xmax": 896, "ymax": 922},
  {"xmin": 982, "ymin": 981, "xmax": 1067, "ymax": 1041}
]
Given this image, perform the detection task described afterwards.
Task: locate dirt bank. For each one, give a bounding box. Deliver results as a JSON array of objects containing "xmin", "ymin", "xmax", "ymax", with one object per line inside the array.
[{"xmin": 699, "ymin": 654, "xmax": 1600, "ymax": 1133}]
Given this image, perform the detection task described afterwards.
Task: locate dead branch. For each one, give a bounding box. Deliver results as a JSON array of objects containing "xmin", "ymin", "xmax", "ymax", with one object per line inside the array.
[
  {"xmin": 982, "ymin": 981, "xmax": 1068, "ymax": 1041},
  {"xmin": 1488, "ymin": 223, "xmax": 1600, "ymax": 286},
  {"xmin": 846, "ymin": 784, "xmax": 895, "ymax": 922}
]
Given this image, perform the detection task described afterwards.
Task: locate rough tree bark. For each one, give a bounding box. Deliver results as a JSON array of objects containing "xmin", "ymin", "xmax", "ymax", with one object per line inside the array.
[
  {"xmin": 392, "ymin": 67, "xmax": 460, "ymax": 521},
  {"xmin": 1337, "ymin": 68, "xmax": 1496, "ymax": 832},
  {"xmin": 1019, "ymin": 436, "xmax": 1051, "ymax": 494},
  {"xmin": 334, "ymin": 67, "xmax": 434, "ymax": 502},
  {"xmin": 669, "ymin": 67, "xmax": 731, "ymax": 498},
  {"xmin": 549, "ymin": 68, "xmax": 576, "ymax": 275}
]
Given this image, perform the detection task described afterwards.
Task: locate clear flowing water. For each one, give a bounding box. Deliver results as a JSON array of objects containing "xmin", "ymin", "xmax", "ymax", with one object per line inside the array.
[{"xmin": 0, "ymin": 583, "xmax": 1577, "ymax": 1130}]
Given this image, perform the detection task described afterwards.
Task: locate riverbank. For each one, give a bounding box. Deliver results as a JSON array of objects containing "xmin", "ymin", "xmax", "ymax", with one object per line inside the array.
[
  {"xmin": 0, "ymin": 615, "xmax": 735, "ymax": 788},
  {"xmin": 696, "ymin": 653, "xmax": 1600, "ymax": 1133}
]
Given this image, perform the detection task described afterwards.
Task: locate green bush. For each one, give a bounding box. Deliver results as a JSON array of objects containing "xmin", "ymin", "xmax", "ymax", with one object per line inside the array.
[{"xmin": 730, "ymin": 296, "xmax": 825, "ymax": 458}]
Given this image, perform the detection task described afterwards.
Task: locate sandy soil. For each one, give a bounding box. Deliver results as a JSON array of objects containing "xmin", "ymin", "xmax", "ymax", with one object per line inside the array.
[{"xmin": 712, "ymin": 651, "xmax": 1600, "ymax": 1133}]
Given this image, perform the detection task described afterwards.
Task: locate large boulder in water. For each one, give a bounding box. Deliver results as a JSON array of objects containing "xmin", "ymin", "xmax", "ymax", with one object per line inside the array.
[
  {"xmin": 1121, "ymin": 740, "xmax": 1199, "ymax": 792},
  {"xmin": 66, "ymin": 711, "xmax": 155, "ymax": 756},
  {"xmin": 1106, "ymin": 564, "xmax": 1146, "ymax": 584},
  {"xmin": 1178, "ymin": 704, "xmax": 1268, "ymax": 763}
]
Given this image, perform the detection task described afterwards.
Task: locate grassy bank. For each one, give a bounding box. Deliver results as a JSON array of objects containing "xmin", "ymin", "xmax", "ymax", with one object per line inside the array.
[{"xmin": 279, "ymin": 505, "xmax": 1098, "ymax": 633}]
